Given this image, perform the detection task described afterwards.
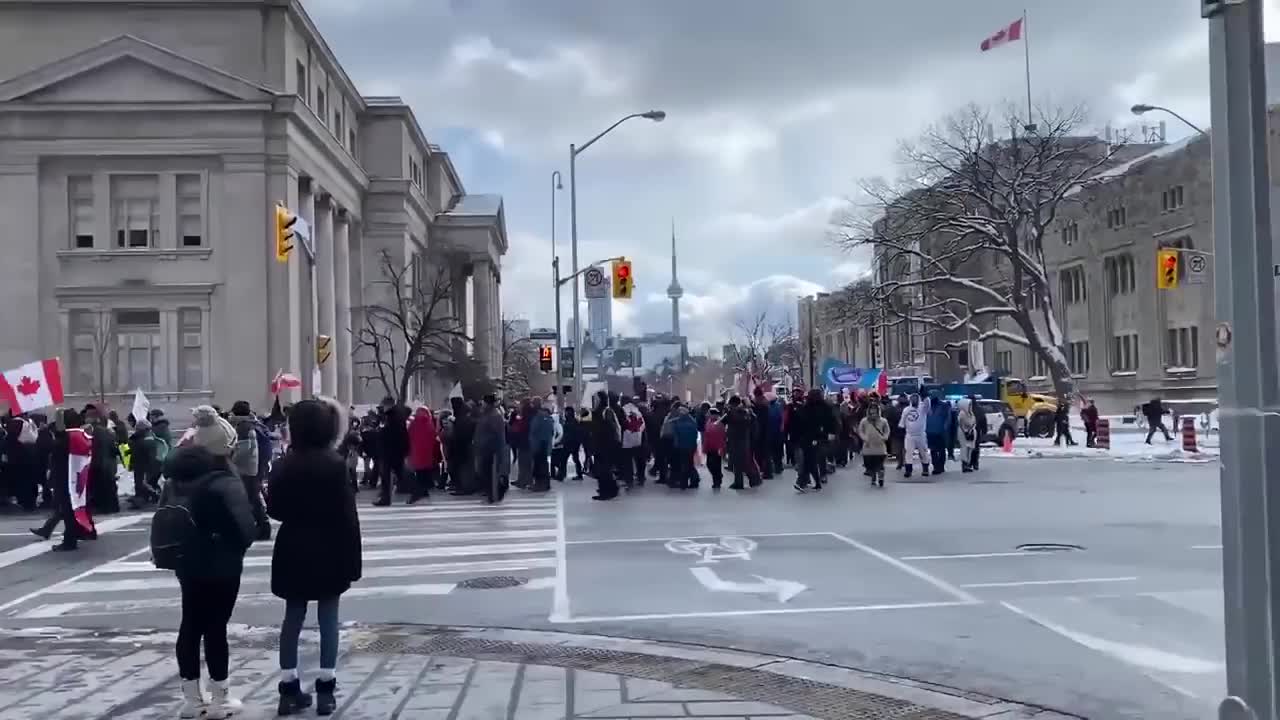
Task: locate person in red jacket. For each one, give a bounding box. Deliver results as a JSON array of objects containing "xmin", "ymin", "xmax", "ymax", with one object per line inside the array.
[
  {"xmin": 701, "ymin": 408, "xmax": 727, "ymax": 489},
  {"xmin": 406, "ymin": 406, "xmax": 440, "ymax": 504}
]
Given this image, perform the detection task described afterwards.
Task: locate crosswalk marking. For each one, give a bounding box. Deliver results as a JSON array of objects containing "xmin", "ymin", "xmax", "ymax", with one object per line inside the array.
[{"xmin": 5, "ymin": 495, "xmax": 562, "ymax": 621}]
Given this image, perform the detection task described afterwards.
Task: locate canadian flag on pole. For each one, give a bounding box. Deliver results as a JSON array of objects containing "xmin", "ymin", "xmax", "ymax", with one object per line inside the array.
[
  {"xmin": 270, "ymin": 369, "xmax": 302, "ymax": 395},
  {"xmin": 980, "ymin": 17, "xmax": 1023, "ymax": 51},
  {"xmin": 0, "ymin": 357, "xmax": 65, "ymax": 414}
]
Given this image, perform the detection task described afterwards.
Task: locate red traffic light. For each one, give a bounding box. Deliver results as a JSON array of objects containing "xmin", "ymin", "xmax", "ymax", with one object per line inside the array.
[
  {"xmin": 539, "ymin": 346, "xmax": 553, "ymax": 361},
  {"xmin": 1163, "ymin": 255, "xmax": 1178, "ymax": 269},
  {"xmin": 616, "ymin": 264, "xmax": 630, "ymax": 278}
]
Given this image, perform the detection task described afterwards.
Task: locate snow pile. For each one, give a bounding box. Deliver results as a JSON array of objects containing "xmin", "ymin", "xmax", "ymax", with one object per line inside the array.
[{"xmin": 983, "ymin": 434, "xmax": 1219, "ymax": 463}]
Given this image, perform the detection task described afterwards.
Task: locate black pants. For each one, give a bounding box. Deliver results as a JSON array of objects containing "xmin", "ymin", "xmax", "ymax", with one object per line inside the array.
[
  {"xmin": 594, "ymin": 451, "xmax": 619, "ymax": 498},
  {"xmin": 669, "ymin": 448, "xmax": 696, "ymax": 489},
  {"xmin": 412, "ymin": 467, "xmax": 437, "ymax": 497},
  {"xmin": 176, "ymin": 576, "xmax": 241, "ymax": 681},
  {"xmin": 531, "ymin": 451, "xmax": 551, "ymax": 489},
  {"xmin": 797, "ymin": 443, "xmax": 823, "ymax": 488},
  {"xmin": 1145, "ymin": 422, "xmax": 1172, "ymax": 443},
  {"xmin": 706, "ymin": 451, "xmax": 723, "ymax": 486},
  {"xmin": 241, "ymin": 475, "xmax": 270, "ymax": 537},
  {"xmin": 37, "ymin": 497, "xmax": 81, "ymax": 548},
  {"xmin": 752, "ymin": 442, "xmax": 773, "ymax": 479},
  {"xmin": 632, "ymin": 447, "xmax": 647, "ymax": 485},
  {"xmin": 1084, "ymin": 426, "xmax": 1097, "ymax": 447},
  {"xmin": 379, "ymin": 455, "xmax": 407, "ymax": 502}
]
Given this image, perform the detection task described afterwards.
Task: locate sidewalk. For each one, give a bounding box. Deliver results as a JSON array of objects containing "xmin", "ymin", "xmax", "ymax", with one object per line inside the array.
[{"xmin": 0, "ymin": 625, "xmax": 1077, "ymax": 719}]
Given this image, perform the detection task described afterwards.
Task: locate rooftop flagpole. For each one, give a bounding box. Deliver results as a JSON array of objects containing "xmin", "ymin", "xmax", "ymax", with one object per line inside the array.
[{"xmin": 1023, "ymin": 9, "xmax": 1035, "ymax": 131}]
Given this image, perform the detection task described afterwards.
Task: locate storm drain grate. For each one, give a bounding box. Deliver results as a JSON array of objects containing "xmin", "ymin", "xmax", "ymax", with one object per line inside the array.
[
  {"xmin": 25, "ymin": 627, "xmax": 1065, "ymax": 720},
  {"xmin": 1017, "ymin": 543, "xmax": 1085, "ymax": 553},
  {"xmin": 455, "ymin": 575, "xmax": 528, "ymax": 590}
]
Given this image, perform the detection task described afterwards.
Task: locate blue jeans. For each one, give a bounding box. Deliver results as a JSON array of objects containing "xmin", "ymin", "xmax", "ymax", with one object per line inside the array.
[{"xmin": 279, "ymin": 596, "xmax": 340, "ymax": 670}]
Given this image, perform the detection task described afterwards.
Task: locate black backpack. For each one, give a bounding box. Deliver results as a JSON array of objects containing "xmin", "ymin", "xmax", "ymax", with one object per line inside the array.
[{"xmin": 149, "ymin": 475, "xmax": 214, "ymax": 570}]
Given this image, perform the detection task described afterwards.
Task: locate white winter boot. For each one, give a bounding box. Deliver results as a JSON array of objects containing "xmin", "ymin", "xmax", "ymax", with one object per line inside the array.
[
  {"xmin": 206, "ymin": 678, "xmax": 243, "ymax": 719},
  {"xmin": 178, "ymin": 678, "xmax": 206, "ymax": 719}
]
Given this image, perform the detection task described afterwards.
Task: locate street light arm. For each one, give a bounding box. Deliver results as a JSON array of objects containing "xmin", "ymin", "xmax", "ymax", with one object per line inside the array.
[
  {"xmin": 574, "ymin": 114, "xmax": 646, "ymax": 156},
  {"xmin": 557, "ymin": 256, "xmax": 626, "ymax": 287},
  {"xmin": 1133, "ymin": 103, "xmax": 1208, "ymax": 136}
]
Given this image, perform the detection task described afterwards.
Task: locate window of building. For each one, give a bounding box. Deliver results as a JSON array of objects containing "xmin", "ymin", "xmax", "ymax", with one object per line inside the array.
[
  {"xmin": 1162, "ymin": 185, "xmax": 1185, "ymax": 212},
  {"xmin": 1068, "ymin": 341, "xmax": 1089, "ymax": 376},
  {"xmin": 995, "ymin": 349, "xmax": 1013, "ymax": 372},
  {"xmin": 1111, "ymin": 333, "xmax": 1139, "ymax": 373},
  {"xmin": 1105, "ymin": 253, "xmax": 1136, "ymax": 296},
  {"xmin": 295, "ymin": 61, "xmax": 308, "ymax": 103},
  {"xmin": 334, "ymin": 109, "xmax": 343, "ymax": 136},
  {"xmin": 176, "ymin": 173, "xmax": 203, "ymax": 247},
  {"xmin": 348, "ymin": 129, "xmax": 357, "ymax": 157},
  {"xmin": 115, "ymin": 309, "xmax": 161, "ymax": 391},
  {"xmin": 68, "ymin": 175, "xmax": 94, "ymax": 249},
  {"xmin": 111, "ymin": 175, "xmax": 159, "ymax": 248},
  {"xmin": 1029, "ymin": 349, "xmax": 1049, "ymax": 378},
  {"xmin": 409, "ymin": 158, "xmax": 422, "ymax": 188},
  {"xmin": 1166, "ymin": 326, "xmax": 1200, "ymax": 370},
  {"xmin": 316, "ymin": 88, "xmax": 326, "ymax": 121},
  {"xmin": 1059, "ymin": 221, "xmax": 1079, "ymax": 246},
  {"xmin": 1059, "ymin": 266, "xmax": 1087, "ymax": 305},
  {"xmin": 69, "ymin": 309, "xmax": 103, "ymax": 393},
  {"xmin": 178, "ymin": 308, "xmax": 204, "ymax": 390},
  {"xmin": 1106, "ymin": 205, "xmax": 1128, "ymax": 229}
]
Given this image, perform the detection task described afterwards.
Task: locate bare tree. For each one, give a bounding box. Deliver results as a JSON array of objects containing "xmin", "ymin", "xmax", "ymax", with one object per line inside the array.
[
  {"xmin": 834, "ymin": 103, "xmax": 1125, "ymax": 398},
  {"xmin": 88, "ymin": 311, "xmax": 116, "ymax": 404},
  {"xmin": 729, "ymin": 311, "xmax": 802, "ymax": 391},
  {"xmin": 498, "ymin": 317, "xmax": 541, "ymax": 400},
  {"xmin": 354, "ymin": 249, "xmax": 469, "ymax": 404}
]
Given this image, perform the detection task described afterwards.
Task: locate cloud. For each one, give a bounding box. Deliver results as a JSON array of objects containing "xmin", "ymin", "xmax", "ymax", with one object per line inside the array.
[{"xmin": 302, "ymin": 0, "xmax": 1219, "ymax": 353}]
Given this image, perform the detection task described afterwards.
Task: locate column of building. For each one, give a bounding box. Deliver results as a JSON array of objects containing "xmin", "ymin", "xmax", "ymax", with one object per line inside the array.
[
  {"xmin": 491, "ymin": 267, "xmax": 502, "ymax": 372},
  {"xmin": 333, "ymin": 212, "xmax": 353, "ymax": 405},
  {"xmin": 314, "ymin": 195, "xmax": 337, "ymax": 397},
  {"xmin": 473, "ymin": 258, "xmax": 494, "ymax": 377}
]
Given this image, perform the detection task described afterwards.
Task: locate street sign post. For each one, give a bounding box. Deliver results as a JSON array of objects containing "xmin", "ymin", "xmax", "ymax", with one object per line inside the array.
[
  {"xmin": 583, "ymin": 266, "xmax": 608, "ymax": 299},
  {"xmin": 1187, "ymin": 253, "xmax": 1209, "ymax": 284}
]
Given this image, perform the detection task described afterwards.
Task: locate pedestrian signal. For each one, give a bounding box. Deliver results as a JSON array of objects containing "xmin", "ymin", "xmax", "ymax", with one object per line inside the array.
[
  {"xmin": 539, "ymin": 345, "xmax": 553, "ymax": 372},
  {"xmin": 612, "ymin": 259, "xmax": 633, "ymax": 299},
  {"xmin": 275, "ymin": 204, "xmax": 299, "ymax": 263},
  {"xmin": 1157, "ymin": 249, "xmax": 1179, "ymax": 289}
]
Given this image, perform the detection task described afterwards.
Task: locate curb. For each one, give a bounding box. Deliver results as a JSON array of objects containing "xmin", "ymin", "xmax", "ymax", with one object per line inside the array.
[{"xmin": 1, "ymin": 624, "xmax": 1081, "ymax": 719}]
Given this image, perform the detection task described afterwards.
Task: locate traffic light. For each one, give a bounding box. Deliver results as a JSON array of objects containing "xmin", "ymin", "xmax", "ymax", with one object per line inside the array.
[
  {"xmin": 612, "ymin": 259, "xmax": 633, "ymax": 299},
  {"xmin": 1157, "ymin": 249, "xmax": 1179, "ymax": 289},
  {"xmin": 316, "ymin": 334, "xmax": 332, "ymax": 366},
  {"xmin": 275, "ymin": 204, "xmax": 299, "ymax": 263},
  {"xmin": 539, "ymin": 345, "xmax": 553, "ymax": 372}
]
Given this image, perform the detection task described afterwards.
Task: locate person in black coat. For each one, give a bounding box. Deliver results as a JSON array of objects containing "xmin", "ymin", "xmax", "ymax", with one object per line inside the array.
[
  {"xmin": 30, "ymin": 408, "xmax": 88, "ymax": 551},
  {"xmin": 267, "ymin": 397, "xmax": 362, "ymax": 716},
  {"xmin": 162, "ymin": 444, "xmax": 257, "ymax": 717}
]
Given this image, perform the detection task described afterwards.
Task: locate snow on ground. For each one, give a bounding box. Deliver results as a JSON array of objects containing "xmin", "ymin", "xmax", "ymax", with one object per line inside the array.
[{"xmin": 983, "ymin": 432, "xmax": 1219, "ymax": 464}]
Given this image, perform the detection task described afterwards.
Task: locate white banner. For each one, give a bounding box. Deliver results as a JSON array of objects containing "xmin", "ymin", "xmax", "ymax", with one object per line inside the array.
[{"xmin": 131, "ymin": 388, "xmax": 150, "ymax": 422}]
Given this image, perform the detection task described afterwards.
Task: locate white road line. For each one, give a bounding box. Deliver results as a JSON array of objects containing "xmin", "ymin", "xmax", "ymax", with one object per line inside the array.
[
  {"xmin": 900, "ymin": 551, "xmax": 1040, "ymax": 561},
  {"xmin": 826, "ymin": 532, "xmax": 981, "ymax": 605},
  {"xmin": 557, "ymin": 600, "xmax": 975, "ymax": 624},
  {"xmin": 357, "ymin": 529, "xmax": 556, "ymax": 546},
  {"xmin": 564, "ymin": 531, "xmax": 834, "ymax": 545},
  {"xmin": 551, "ymin": 491, "xmax": 570, "ymax": 623},
  {"xmin": 0, "ymin": 545, "xmax": 152, "ymax": 614},
  {"xmin": 0, "ymin": 514, "xmax": 148, "ymax": 571},
  {"xmin": 1191, "ymin": 545, "xmax": 1222, "ymax": 550},
  {"xmin": 962, "ymin": 577, "xmax": 1138, "ymax": 589}
]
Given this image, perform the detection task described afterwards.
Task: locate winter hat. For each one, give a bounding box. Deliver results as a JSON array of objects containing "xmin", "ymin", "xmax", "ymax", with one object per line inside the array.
[
  {"xmin": 190, "ymin": 404, "xmax": 236, "ymax": 456},
  {"xmin": 134, "ymin": 418, "xmax": 152, "ymax": 432}
]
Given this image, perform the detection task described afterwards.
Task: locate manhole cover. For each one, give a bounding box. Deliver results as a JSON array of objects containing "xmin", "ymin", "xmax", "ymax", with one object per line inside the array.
[
  {"xmin": 1016, "ymin": 543, "xmax": 1084, "ymax": 553},
  {"xmin": 456, "ymin": 575, "xmax": 528, "ymax": 590}
]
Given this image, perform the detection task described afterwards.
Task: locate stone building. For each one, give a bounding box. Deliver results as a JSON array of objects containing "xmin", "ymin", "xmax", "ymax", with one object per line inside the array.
[
  {"xmin": 0, "ymin": 0, "xmax": 507, "ymax": 418},
  {"xmin": 797, "ymin": 291, "xmax": 874, "ymax": 389}
]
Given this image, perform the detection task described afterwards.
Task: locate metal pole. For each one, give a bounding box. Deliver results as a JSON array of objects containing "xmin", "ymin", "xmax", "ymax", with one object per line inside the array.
[
  {"xmin": 551, "ymin": 170, "xmax": 562, "ymax": 409},
  {"xmin": 1022, "ymin": 8, "xmax": 1033, "ymax": 131},
  {"xmin": 569, "ymin": 145, "xmax": 583, "ymax": 406},
  {"xmin": 1207, "ymin": 1, "xmax": 1280, "ymax": 717}
]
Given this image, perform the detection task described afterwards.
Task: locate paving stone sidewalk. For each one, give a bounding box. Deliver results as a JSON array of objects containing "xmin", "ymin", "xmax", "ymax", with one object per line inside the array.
[{"xmin": 0, "ymin": 625, "xmax": 1079, "ymax": 719}]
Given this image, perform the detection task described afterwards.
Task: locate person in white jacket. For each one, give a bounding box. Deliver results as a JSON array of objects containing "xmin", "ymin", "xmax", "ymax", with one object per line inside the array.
[
  {"xmin": 900, "ymin": 394, "xmax": 930, "ymax": 478},
  {"xmin": 619, "ymin": 400, "xmax": 646, "ymax": 489}
]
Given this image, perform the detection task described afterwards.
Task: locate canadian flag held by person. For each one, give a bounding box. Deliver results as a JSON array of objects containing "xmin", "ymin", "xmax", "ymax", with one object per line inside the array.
[
  {"xmin": 0, "ymin": 357, "xmax": 65, "ymax": 414},
  {"xmin": 66, "ymin": 425, "xmax": 98, "ymax": 536},
  {"xmin": 271, "ymin": 369, "xmax": 302, "ymax": 395}
]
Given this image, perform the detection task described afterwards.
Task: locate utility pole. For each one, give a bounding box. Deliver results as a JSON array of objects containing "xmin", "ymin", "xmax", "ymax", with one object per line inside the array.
[{"xmin": 1205, "ymin": 1, "xmax": 1280, "ymax": 718}]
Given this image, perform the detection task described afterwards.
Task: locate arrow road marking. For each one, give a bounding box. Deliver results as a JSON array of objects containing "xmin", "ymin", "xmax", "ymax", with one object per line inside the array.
[{"xmin": 689, "ymin": 566, "xmax": 807, "ymax": 602}]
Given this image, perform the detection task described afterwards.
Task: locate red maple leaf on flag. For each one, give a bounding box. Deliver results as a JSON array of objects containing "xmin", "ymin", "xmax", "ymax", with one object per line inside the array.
[{"xmin": 16, "ymin": 376, "xmax": 41, "ymax": 396}]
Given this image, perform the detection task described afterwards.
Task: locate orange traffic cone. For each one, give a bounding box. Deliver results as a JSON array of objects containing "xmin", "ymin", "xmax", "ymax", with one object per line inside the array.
[{"xmin": 1002, "ymin": 432, "xmax": 1014, "ymax": 454}]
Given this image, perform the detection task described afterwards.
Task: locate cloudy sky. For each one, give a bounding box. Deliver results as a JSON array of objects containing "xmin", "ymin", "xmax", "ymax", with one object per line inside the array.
[{"xmin": 302, "ymin": 0, "xmax": 1257, "ymax": 354}]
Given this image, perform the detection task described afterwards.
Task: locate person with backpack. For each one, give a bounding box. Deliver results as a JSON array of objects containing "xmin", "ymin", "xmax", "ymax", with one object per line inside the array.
[
  {"xmin": 126, "ymin": 418, "xmax": 161, "ymax": 509},
  {"xmin": 229, "ymin": 401, "xmax": 273, "ymax": 540},
  {"xmin": 266, "ymin": 397, "xmax": 362, "ymax": 716},
  {"xmin": 152, "ymin": 435, "xmax": 257, "ymax": 718}
]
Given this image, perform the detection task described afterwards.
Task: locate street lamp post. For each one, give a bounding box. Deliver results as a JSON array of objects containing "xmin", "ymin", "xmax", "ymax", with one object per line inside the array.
[
  {"xmin": 550, "ymin": 170, "xmax": 563, "ymax": 407},
  {"xmin": 1131, "ymin": 103, "xmax": 1208, "ymax": 136},
  {"xmin": 568, "ymin": 109, "xmax": 667, "ymax": 405}
]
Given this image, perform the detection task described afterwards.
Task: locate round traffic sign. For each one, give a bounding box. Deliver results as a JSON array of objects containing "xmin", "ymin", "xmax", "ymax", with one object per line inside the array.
[
  {"xmin": 585, "ymin": 267, "xmax": 604, "ymax": 286},
  {"xmin": 1189, "ymin": 254, "xmax": 1206, "ymax": 273}
]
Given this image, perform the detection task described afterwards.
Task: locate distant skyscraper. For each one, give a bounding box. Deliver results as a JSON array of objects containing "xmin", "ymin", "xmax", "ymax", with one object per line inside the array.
[{"xmin": 667, "ymin": 219, "xmax": 683, "ymax": 337}]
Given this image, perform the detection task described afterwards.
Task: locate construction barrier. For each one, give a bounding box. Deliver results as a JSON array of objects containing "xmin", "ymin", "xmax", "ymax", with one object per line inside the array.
[
  {"xmin": 1181, "ymin": 415, "xmax": 1198, "ymax": 453},
  {"xmin": 1096, "ymin": 418, "xmax": 1111, "ymax": 450}
]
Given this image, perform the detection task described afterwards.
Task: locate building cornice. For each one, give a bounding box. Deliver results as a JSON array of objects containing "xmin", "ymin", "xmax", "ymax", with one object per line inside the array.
[
  {"xmin": 286, "ymin": 0, "xmax": 366, "ymax": 113},
  {"xmin": 0, "ymin": 102, "xmax": 274, "ymax": 114},
  {"xmin": 55, "ymin": 281, "xmax": 218, "ymax": 299}
]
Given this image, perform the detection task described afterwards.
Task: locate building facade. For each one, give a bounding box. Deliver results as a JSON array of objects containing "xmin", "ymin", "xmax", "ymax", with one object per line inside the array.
[
  {"xmin": 797, "ymin": 292, "xmax": 874, "ymax": 390},
  {"xmin": 0, "ymin": 0, "xmax": 507, "ymax": 418}
]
